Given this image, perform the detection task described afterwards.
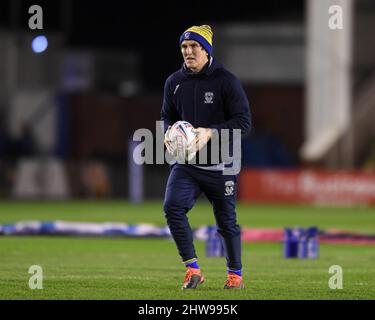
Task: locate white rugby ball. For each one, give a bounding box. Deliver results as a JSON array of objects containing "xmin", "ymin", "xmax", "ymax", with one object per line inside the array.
[{"xmin": 167, "ymin": 120, "xmax": 197, "ymax": 162}]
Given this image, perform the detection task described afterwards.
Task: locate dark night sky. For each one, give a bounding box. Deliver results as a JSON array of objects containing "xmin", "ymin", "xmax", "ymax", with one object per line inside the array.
[{"xmin": 1, "ymin": 0, "xmax": 305, "ymax": 90}]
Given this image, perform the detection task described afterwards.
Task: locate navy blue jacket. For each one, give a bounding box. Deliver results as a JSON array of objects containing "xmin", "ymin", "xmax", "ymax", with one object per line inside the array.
[{"xmin": 161, "ymin": 58, "xmax": 251, "ymax": 165}]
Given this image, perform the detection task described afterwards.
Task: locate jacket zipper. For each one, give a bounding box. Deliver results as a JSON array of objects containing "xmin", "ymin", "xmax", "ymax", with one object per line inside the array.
[{"xmin": 194, "ymin": 81, "xmax": 197, "ymax": 125}]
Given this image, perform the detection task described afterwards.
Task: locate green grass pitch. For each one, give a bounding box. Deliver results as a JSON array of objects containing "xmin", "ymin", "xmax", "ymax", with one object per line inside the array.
[{"xmin": 0, "ymin": 201, "xmax": 374, "ymax": 299}]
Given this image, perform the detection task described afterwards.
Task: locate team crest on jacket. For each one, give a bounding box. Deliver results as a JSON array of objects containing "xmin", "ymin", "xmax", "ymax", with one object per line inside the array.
[
  {"xmin": 204, "ymin": 92, "xmax": 214, "ymax": 104},
  {"xmin": 224, "ymin": 181, "xmax": 235, "ymax": 196}
]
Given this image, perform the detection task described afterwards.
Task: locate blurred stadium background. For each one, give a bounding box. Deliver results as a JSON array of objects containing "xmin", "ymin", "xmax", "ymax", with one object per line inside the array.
[{"xmin": 0, "ymin": 0, "xmax": 374, "ymax": 299}]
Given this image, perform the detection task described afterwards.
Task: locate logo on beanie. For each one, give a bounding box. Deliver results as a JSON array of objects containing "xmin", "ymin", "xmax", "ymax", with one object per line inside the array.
[{"xmin": 184, "ymin": 32, "xmax": 190, "ymax": 39}]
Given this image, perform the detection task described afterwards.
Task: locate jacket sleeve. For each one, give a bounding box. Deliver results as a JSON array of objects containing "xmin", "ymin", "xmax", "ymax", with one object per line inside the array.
[
  {"xmin": 160, "ymin": 77, "xmax": 180, "ymax": 133},
  {"xmin": 209, "ymin": 76, "xmax": 251, "ymax": 136}
]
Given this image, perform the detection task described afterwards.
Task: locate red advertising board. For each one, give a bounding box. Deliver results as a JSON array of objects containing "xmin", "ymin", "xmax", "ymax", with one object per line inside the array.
[{"xmin": 238, "ymin": 169, "xmax": 375, "ymax": 206}]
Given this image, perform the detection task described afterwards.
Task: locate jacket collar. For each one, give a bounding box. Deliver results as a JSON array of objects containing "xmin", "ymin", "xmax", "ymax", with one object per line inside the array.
[{"xmin": 181, "ymin": 57, "xmax": 219, "ymax": 77}]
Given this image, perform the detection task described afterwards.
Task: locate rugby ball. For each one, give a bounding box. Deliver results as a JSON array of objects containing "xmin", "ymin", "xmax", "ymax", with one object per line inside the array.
[{"xmin": 167, "ymin": 121, "xmax": 197, "ymax": 162}]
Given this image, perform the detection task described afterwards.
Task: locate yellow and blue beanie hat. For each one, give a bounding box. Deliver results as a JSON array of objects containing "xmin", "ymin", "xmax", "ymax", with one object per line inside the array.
[{"xmin": 179, "ymin": 25, "xmax": 213, "ymax": 56}]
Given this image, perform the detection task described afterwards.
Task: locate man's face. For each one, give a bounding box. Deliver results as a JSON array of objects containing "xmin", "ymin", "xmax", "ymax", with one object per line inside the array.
[{"xmin": 181, "ymin": 40, "xmax": 209, "ymax": 73}]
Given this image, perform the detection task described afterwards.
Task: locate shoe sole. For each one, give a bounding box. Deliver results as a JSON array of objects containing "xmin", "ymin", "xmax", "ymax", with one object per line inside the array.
[
  {"xmin": 182, "ymin": 275, "xmax": 204, "ymax": 290},
  {"xmin": 224, "ymin": 283, "xmax": 245, "ymax": 289}
]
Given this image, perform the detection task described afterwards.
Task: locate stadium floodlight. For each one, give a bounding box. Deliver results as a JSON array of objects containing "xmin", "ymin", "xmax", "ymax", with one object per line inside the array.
[{"xmin": 31, "ymin": 35, "xmax": 48, "ymax": 53}]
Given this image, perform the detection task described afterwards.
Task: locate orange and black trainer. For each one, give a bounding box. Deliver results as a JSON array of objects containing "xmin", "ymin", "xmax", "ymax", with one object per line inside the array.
[
  {"xmin": 182, "ymin": 267, "xmax": 205, "ymax": 290},
  {"xmin": 223, "ymin": 273, "xmax": 245, "ymax": 289}
]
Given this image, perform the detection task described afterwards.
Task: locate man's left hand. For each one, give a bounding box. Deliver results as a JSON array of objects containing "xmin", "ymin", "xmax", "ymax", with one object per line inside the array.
[{"xmin": 187, "ymin": 127, "xmax": 213, "ymax": 153}]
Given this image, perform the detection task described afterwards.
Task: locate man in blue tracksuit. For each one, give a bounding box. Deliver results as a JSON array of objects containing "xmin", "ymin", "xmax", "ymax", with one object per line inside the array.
[{"xmin": 161, "ymin": 25, "xmax": 251, "ymax": 289}]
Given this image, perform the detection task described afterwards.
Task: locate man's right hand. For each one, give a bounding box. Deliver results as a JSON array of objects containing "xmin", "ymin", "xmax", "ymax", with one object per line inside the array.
[{"xmin": 164, "ymin": 126, "xmax": 177, "ymax": 156}]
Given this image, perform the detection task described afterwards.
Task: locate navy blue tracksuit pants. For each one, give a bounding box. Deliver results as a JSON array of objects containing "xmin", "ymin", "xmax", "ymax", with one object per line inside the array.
[{"xmin": 163, "ymin": 164, "xmax": 242, "ymax": 270}]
